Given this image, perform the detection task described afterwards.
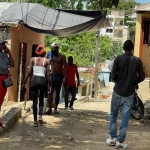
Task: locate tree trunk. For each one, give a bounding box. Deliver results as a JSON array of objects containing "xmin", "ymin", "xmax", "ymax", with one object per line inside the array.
[
  {"xmin": 65, "ymin": 0, "xmax": 68, "ymax": 9},
  {"xmin": 52, "ymin": 0, "xmax": 58, "ymax": 8}
]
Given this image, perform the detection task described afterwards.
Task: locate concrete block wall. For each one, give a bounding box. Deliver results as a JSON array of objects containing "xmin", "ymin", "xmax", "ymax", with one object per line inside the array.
[{"xmin": 138, "ymin": 81, "xmax": 150, "ymax": 104}]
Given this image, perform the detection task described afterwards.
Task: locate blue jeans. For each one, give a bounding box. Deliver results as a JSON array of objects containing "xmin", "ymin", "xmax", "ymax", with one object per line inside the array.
[{"xmin": 109, "ymin": 91, "xmax": 134, "ymax": 142}]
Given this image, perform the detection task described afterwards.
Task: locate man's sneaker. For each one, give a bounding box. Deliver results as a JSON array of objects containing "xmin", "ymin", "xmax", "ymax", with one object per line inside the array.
[
  {"xmin": 106, "ymin": 137, "xmax": 117, "ymax": 146},
  {"xmin": 38, "ymin": 117, "xmax": 44, "ymax": 124},
  {"xmin": 32, "ymin": 121, "xmax": 38, "ymax": 127},
  {"xmin": 115, "ymin": 141, "xmax": 127, "ymax": 149},
  {"xmin": 64, "ymin": 107, "xmax": 68, "ymax": 110},
  {"xmin": 69, "ymin": 106, "xmax": 74, "ymax": 110}
]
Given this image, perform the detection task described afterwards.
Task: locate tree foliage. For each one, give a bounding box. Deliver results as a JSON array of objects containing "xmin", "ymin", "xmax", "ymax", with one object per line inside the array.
[
  {"xmin": 28, "ymin": 0, "xmax": 85, "ymax": 10},
  {"xmin": 45, "ymin": 32, "xmax": 123, "ymax": 67},
  {"xmin": 110, "ymin": 0, "xmax": 141, "ymax": 16},
  {"xmin": 86, "ymin": 0, "xmax": 119, "ymax": 11},
  {"xmin": 8, "ymin": 0, "xmax": 119, "ymax": 10}
]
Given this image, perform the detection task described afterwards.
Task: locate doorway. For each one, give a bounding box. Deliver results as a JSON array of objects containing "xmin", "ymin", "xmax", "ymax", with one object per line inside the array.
[
  {"xmin": 32, "ymin": 44, "xmax": 38, "ymax": 57},
  {"xmin": 82, "ymin": 86, "xmax": 86, "ymax": 96},
  {"xmin": 18, "ymin": 42, "xmax": 27, "ymax": 101}
]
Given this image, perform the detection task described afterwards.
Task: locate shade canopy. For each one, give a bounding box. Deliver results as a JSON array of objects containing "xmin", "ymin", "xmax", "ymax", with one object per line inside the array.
[{"xmin": 0, "ymin": 3, "xmax": 110, "ymax": 37}]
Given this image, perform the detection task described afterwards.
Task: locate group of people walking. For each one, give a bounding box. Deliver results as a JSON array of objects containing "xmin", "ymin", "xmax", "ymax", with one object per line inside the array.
[
  {"xmin": 0, "ymin": 37, "xmax": 146, "ymax": 149},
  {"xmin": 22, "ymin": 42, "xmax": 80, "ymax": 127}
]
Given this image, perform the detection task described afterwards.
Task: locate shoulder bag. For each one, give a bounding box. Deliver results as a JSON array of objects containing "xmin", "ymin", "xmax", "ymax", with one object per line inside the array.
[{"xmin": 1, "ymin": 76, "xmax": 13, "ymax": 88}]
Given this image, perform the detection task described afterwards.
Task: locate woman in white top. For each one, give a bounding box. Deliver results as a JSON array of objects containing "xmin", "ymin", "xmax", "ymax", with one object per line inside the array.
[{"xmin": 22, "ymin": 45, "xmax": 51, "ymax": 127}]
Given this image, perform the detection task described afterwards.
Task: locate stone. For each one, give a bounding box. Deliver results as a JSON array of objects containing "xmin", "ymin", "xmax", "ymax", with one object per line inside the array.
[
  {"xmin": 74, "ymin": 139, "xmax": 80, "ymax": 143},
  {"xmin": 68, "ymin": 136, "xmax": 73, "ymax": 141},
  {"xmin": 65, "ymin": 133, "xmax": 72, "ymax": 136},
  {"xmin": 39, "ymin": 133, "xmax": 44, "ymax": 138}
]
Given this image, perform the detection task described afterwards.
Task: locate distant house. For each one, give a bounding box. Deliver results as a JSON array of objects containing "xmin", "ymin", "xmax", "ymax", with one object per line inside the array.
[
  {"xmin": 76, "ymin": 68, "xmax": 95, "ymax": 97},
  {"xmin": 88, "ymin": 60, "xmax": 111, "ymax": 86},
  {"xmin": 99, "ymin": 60, "xmax": 111, "ymax": 86},
  {"xmin": 100, "ymin": 10, "xmax": 129, "ymax": 45}
]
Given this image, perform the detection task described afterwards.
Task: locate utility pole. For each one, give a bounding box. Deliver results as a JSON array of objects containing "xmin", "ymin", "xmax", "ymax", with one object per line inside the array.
[
  {"xmin": 94, "ymin": 30, "xmax": 100, "ymax": 100},
  {"xmin": 65, "ymin": 0, "xmax": 68, "ymax": 9}
]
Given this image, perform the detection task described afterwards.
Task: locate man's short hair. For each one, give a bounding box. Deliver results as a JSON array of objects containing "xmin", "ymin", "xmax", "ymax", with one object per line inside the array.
[
  {"xmin": 68, "ymin": 56, "xmax": 73, "ymax": 60},
  {"xmin": 123, "ymin": 40, "xmax": 133, "ymax": 51}
]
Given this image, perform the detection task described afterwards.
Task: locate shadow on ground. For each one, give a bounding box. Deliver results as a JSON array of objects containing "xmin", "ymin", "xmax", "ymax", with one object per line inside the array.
[{"xmin": 0, "ymin": 109, "xmax": 150, "ymax": 150}]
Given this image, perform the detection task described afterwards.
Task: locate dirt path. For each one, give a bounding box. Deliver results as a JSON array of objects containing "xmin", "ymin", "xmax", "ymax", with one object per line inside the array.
[{"xmin": 0, "ymin": 108, "xmax": 150, "ymax": 150}]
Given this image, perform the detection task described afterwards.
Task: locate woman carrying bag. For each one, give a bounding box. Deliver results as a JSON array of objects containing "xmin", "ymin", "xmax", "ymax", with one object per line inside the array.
[
  {"xmin": 0, "ymin": 37, "xmax": 15, "ymax": 131},
  {"xmin": 22, "ymin": 45, "xmax": 51, "ymax": 127}
]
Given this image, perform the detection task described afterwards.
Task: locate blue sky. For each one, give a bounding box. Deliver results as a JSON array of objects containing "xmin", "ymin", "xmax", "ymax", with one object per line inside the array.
[{"xmin": 135, "ymin": 0, "xmax": 149, "ymax": 3}]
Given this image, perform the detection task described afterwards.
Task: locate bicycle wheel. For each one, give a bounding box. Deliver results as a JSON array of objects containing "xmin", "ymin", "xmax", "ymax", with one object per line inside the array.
[{"xmin": 130, "ymin": 96, "xmax": 144, "ymax": 120}]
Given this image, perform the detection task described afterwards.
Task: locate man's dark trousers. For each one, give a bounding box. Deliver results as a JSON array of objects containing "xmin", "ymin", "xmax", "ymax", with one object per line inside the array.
[{"xmin": 65, "ymin": 86, "xmax": 76, "ymax": 107}]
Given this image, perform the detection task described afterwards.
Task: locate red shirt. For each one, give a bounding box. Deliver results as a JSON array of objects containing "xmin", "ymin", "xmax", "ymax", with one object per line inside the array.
[{"xmin": 63, "ymin": 64, "xmax": 78, "ymax": 86}]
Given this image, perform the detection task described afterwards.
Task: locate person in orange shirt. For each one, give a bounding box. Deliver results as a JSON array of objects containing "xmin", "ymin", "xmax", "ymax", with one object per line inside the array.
[{"xmin": 63, "ymin": 56, "xmax": 80, "ymax": 110}]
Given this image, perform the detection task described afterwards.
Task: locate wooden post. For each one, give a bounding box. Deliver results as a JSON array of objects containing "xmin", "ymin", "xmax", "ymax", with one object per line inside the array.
[
  {"xmin": 94, "ymin": 30, "xmax": 100, "ymax": 100},
  {"xmin": 65, "ymin": 0, "xmax": 68, "ymax": 9}
]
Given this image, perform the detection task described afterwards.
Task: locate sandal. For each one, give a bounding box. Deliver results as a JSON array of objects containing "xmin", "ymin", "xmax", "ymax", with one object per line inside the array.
[
  {"xmin": 45, "ymin": 111, "xmax": 52, "ymax": 115},
  {"xmin": 53, "ymin": 110, "xmax": 59, "ymax": 114},
  {"xmin": 0, "ymin": 124, "xmax": 8, "ymax": 131}
]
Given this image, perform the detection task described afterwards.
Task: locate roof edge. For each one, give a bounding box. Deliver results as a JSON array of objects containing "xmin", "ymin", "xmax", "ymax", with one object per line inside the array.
[{"xmin": 0, "ymin": 22, "xmax": 18, "ymax": 27}]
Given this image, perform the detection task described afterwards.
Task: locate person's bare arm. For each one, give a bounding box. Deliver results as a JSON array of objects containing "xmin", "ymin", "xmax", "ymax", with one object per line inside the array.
[
  {"xmin": 21, "ymin": 58, "xmax": 33, "ymax": 90},
  {"xmin": 76, "ymin": 72, "xmax": 80, "ymax": 86},
  {"xmin": 62, "ymin": 55, "xmax": 68, "ymax": 83},
  {"xmin": 75, "ymin": 65, "xmax": 80, "ymax": 86},
  {"xmin": 5, "ymin": 47, "xmax": 15, "ymax": 67},
  {"xmin": 46, "ymin": 59, "xmax": 51, "ymax": 93}
]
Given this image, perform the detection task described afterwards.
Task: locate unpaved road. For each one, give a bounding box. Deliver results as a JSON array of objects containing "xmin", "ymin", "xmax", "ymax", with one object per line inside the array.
[{"xmin": 0, "ymin": 109, "xmax": 150, "ymax": 150}]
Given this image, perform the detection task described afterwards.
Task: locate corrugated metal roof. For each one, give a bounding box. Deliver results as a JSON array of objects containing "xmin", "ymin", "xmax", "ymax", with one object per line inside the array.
[
  {"xmin": 0, "ymin": 2, "xmax": 13, "ymax": 16},
  {"xmin": 134, "ymin": 2, "xmax": 150, "ymax": 12}
]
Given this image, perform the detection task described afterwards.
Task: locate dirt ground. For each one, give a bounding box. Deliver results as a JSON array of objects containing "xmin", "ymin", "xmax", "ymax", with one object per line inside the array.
[{"xmin": 0, "ymin": 108, "xmax": 150, "ymax": 150}]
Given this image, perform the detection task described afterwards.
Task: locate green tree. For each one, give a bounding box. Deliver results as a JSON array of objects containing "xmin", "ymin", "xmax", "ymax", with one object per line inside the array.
[
  {"xmin": 99, "ymin": 35, "xmax": 112, "ymax": 62},
  {"xmin": 110, "ymin": 0, "xmax": 140, "ymax": 16},
  {"xmin": 45, "ymin": 32, "xmax": 96, "ymax": 67},
  {"xmin": 29, "ymin": 0, "xmax": 85, "ymax": 10},
  {"xmin": 45, "ymin": 32, "xmax": 123, "ymax": 67},
  {"xmin": 109, "ymin": 42, "xmax": 124, "ymax": 59},
  {"xmin": 86, "ymin": 0, "xmax": 119, "ymax": 11}
]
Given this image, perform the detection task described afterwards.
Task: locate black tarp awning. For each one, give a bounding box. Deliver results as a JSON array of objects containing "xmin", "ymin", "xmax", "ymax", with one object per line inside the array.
[{"xmin": 0, "ymin": 3, "xmax": 110, "ymax": 37}]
